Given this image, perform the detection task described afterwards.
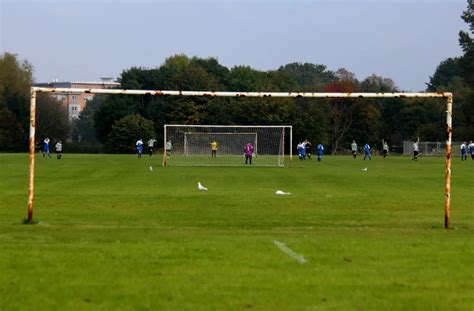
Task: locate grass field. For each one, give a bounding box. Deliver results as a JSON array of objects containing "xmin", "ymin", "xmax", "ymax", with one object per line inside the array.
[
  {"xmin": 166, "ymin": 154, "xmax": 286, "ymax": 166},
  {"xmin": 1, "ymin": 153, "xmax": 473, "ymax": 310}
]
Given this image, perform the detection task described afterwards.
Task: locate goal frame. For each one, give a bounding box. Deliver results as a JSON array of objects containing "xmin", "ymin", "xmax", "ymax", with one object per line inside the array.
[
  {"xmin": 28, "ymin": 87, "xmax": 454, "ymax": 229},
  {"xmin": 163, "ymin": 124, "xmax": 291, "ymax": 167}
]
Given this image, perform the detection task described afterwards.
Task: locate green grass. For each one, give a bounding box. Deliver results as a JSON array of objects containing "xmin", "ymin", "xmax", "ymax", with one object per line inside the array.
[
  {"xmin": 0, "ymin": 153, "xmax": 473, "ymax": 310},
  {"xmin": 166, "ymin": 154, "xmax": 287, "ymax": 166}
]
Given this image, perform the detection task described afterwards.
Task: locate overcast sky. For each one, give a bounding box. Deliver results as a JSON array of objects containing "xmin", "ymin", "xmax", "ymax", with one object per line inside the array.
[{"xmin": 0, "ymin": 0, "xmax": 468, "ymax": 91}]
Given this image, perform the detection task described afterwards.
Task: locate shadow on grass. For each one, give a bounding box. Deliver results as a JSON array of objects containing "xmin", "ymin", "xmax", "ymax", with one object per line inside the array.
[{"xmin": 22, "ymin": 218, "xmax": 40, "ymax": 225}]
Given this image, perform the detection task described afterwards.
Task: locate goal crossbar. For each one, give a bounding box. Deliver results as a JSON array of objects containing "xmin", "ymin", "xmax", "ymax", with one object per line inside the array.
[{"xmin": 27, "ymin": 87, "xmax": 454, "ymax": 229}]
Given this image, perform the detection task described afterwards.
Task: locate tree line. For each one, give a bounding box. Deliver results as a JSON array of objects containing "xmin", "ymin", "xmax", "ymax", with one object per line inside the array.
[{"xmin": 1, "ymin": 0, "xmax": 472, "ymax": 154}]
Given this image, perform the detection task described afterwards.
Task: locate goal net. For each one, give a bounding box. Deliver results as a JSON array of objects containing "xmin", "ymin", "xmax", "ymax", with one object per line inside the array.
[
  {"xmin": 163, "ymin": 125, "xmax": 292, "ymax": 167},
  {"xmin": 403, "ymin": 141, "xmax": 462, "ymax": 156}
]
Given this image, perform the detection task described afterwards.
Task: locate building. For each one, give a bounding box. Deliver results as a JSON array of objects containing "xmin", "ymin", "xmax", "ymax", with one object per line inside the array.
[{"xmin": 34, "ymin": 78, "xmax": 120, "ymax": 119}]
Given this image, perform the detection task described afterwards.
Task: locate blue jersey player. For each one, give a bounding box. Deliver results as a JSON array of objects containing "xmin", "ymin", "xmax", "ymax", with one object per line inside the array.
[
  {"xmin": 363, "ymin": 143, "xmax": 371, "ymax": 160},
  {"xmin": 42, "ymin": 137, "xmax": 51, "ymax": 158},
  {"xmin": 136, "ymin": 139, "xmax": 143, "ymax": 158},
  {"xmin": 469, "ymin": 141, "xmax": 474, "ymax": 160},
  {"xmin": 317, "ymin": 143, "xmax": 324, "ymax": 162},
  {"xmin": 297, "ymin": 142, "xmax": 306, "ymax": 160}
]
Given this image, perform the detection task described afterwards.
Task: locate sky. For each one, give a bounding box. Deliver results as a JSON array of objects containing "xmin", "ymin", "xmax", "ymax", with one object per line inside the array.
[{"xmin": 0, "ymin": 0, "xmax": 468, "ymax": 91}]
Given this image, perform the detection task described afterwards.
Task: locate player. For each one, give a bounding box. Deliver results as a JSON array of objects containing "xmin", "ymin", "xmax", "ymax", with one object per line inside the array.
[
  {"xmin": 469, "ymin": 141, "xmax": 474, "ymax": 160},
  {"xmin": 136, "ymin": 139, "xmax": 143, "ymax": 158},
  {"xmin": 351, "ymin": 140, "xmax": 358, "ymax": 159},
  {"xmin": 297, "ymin": 142, "xmax": 305, "ymax": 160},
  {"xmin": 305, "ymin": 140, "xmax": 312, "ymax": 160},
  {"xmin": 363, "ymin": 143, "xmax": 371, "ymax": 160},
  {"xmin": 382, "ymin": 139, "xmax": 389, "ymax": 159},
  {"xmin": 55, "ymin": 141, "xmax": 62, "ymax": 160},
  {"xmin": 317, "ymin": 143, "xmax": 324, "ymax": 162},
  {"xmin": 42, "ymin": 137, "xmax": 51, "ymax": 158},
  {"xmin": 210, "ymin": 140, "xmax": 218, "ymax": 157},
  {"xmin": 166, "ymin": 140, "xmax": 172, "ymax": 158},
  {"xmin": 148, "ymin": 138, "xmax": 156, "ymax": 157},
  {"xmin": 244, "ymin": 142, "xmax": 254, "ymax": 165},
  {"xmin": 460, "ymin": 142, "xmax": 467, "ymax": 161},
  {"xmin": 412, "ymin": 137, "xmax": 420, "ymax": 161}
]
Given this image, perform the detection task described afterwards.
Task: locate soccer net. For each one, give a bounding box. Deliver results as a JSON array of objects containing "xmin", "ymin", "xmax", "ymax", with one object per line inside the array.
[
  {"xmin": 163, "ymin": 125, "xmax": 292, "ymax": 167},
  {"xmin": 403, "ymin": 141, "xmax": 462, "ymax": 156}
]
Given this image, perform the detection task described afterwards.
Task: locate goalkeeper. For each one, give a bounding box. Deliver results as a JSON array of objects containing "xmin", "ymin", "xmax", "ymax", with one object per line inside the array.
[
  {"xmin": 210, "ymin": 140, "xmax": 218, "ymax": 157},
  {"xmin": 244, "ymin": 142, "xmax": 254, "ymax": 165}
]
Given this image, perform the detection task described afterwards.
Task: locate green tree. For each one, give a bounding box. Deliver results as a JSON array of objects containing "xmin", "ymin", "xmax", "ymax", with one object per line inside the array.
[
  {"xmin": 0, "ymin": 52, "xmax": 33, "ymax": 151},
  {"xmin": 94, "ymin": 95, "xmax": 140, "ymax": 143},
  {"xmin": 277, "ymin": 62, "xmax": 336, "ymax": 91},
  {"xmin": 324, "ymin": 80, "xmax": 360, "ymax": 153},
  {"xmin": 36, "ymin": 93, "xmax": 70, "ymax": 144},
  {"xmin": 426, "ymin": 58, "xmax": 463, "ymax": 91},
  {"xmin": 0, "ymin": 105, "xmax": 24, "ymax": 151},
  {"xmin": 427, "ymin": 1, "xmax": 474, "ymax": 142},
  {"xmin": 71, "ymin": 94, "xmax": 105, "ymax": 143},
  {"xmin": 360, "ymin": 74, "xmax": 398, "ymax": 92},
  {"xmin": 106, "ymin": 114, "xmax": 155, "ymax": 153},
  {"xmin": 459, "ymin": 0, "xmax": 474, "ymax": 85}
]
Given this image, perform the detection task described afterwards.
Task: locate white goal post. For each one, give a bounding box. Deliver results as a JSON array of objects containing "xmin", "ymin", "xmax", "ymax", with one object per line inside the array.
[
  {"xmin": 28, "ymin": 87, "xmax": 453, "ymax": 229},
  {"xmin": 163, "ymin": 124, "xmax": 292, "ymax": 167}
]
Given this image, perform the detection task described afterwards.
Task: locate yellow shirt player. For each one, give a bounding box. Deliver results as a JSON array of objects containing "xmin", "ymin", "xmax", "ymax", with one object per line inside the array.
[{"xmin": 211, "ymin": 140, "xmax": 218, "ymax": 157}]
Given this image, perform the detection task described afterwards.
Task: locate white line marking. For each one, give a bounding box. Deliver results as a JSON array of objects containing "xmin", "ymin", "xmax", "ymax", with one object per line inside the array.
[{"xmin": 273, "ymin": 240, "xmax": 307, "ymax": 264}]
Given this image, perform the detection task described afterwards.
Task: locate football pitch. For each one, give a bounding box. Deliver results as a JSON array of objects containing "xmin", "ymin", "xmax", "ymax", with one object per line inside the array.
[{"xmin": 0, "ymin": 153, "xmax": 473, "ymax": 310}]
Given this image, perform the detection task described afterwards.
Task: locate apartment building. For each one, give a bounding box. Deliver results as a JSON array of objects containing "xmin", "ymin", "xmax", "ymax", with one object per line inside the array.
[{"xmin": 34, "ymin": 78, "xmax": 120, "ymax": 119}]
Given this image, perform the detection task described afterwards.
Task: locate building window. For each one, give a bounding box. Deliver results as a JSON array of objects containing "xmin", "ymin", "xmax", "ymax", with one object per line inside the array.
[
  {"xmin": 72, "ymin": 95, "xmax": 77, "ymax": 103},
  {"xmin": 71, "ymin": 106, "xmax": 78, "ymax": 111},
  {"xmin": 53, "ymin": 94, "xmax": 66, "ymax": 101}
]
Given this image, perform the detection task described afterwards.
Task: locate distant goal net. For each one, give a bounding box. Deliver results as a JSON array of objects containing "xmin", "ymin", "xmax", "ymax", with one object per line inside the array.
[
  {"xmin": 403, "ymin": 141, "xmax": 462, "ymax": 156},
  {"xmin": 163, "ymin": 125, "xmax": 292, "ymax": 167}
]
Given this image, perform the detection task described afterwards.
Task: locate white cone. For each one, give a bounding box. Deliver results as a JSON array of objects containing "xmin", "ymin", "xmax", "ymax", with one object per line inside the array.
[
  {"xmin": 149, "ymin": 166, "xmax": 153, "ymax": 172},
  {"xmin": 198, "ymin": 182, "xmax": 208, "ymax": 191},
  {"xmin": 362, "ymin": 167, "xmax": 368, "ymax": 171}
]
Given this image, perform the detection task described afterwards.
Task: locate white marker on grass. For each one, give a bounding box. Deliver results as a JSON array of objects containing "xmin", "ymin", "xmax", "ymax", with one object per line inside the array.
[
  {"xmin": 275, "ymin": 190, "xmax": 291, "ymax": 195},
  {"xmin": 273, "ymin": 240, "xmax": 307, "ymax": 264}
]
